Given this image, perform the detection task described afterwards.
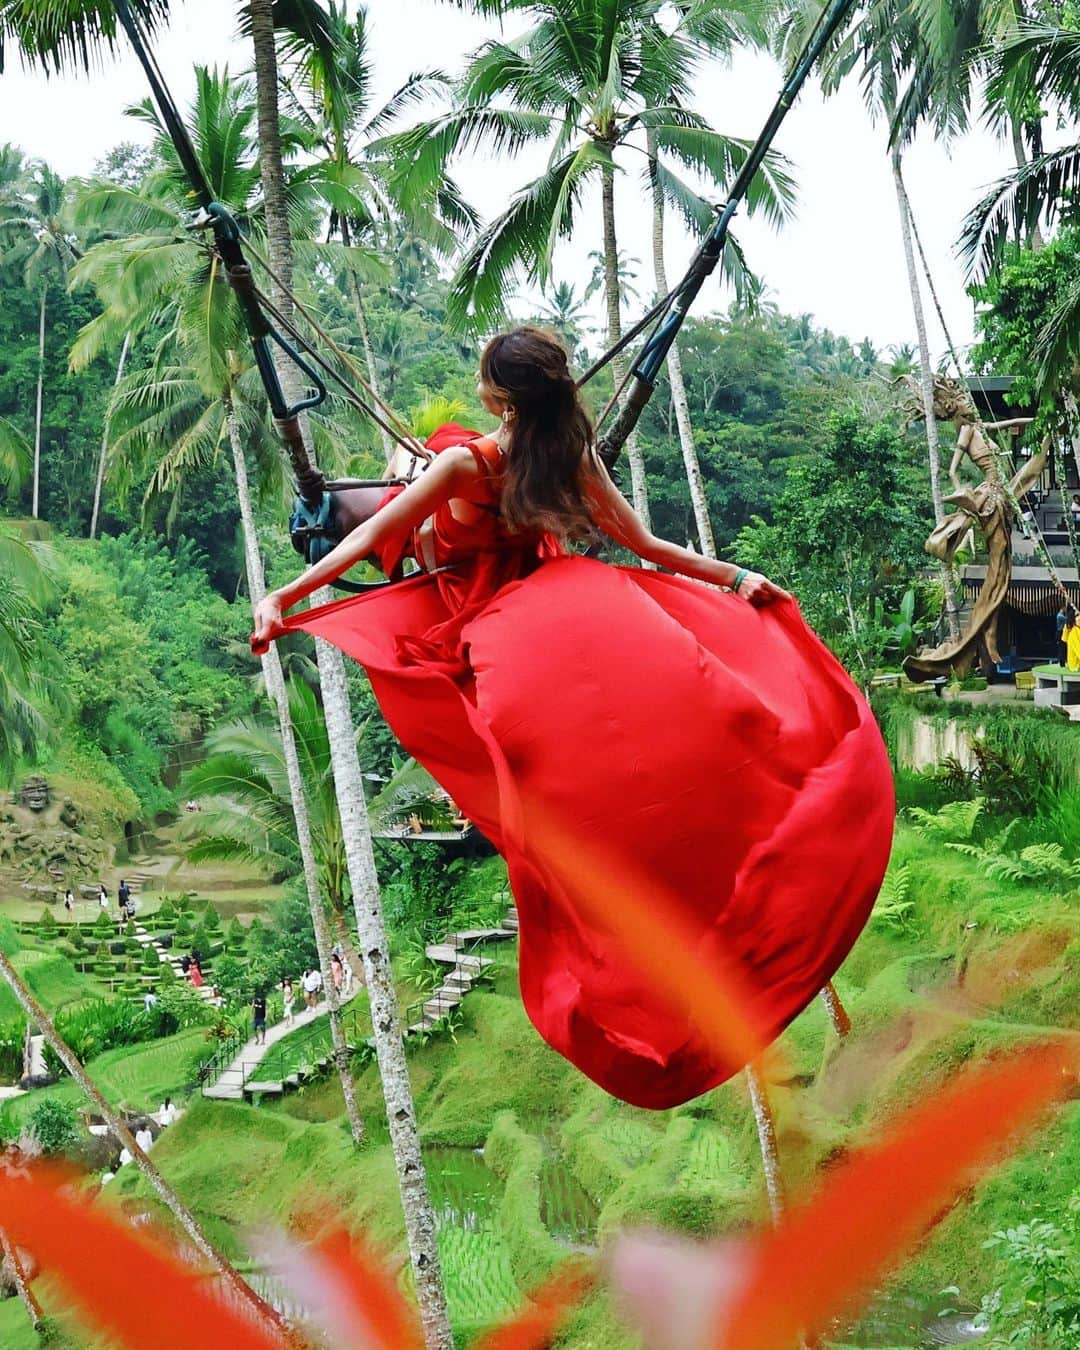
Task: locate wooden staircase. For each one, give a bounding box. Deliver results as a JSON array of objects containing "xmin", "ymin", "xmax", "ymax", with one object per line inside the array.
[{"xmin": 404, "ymin": 904, "xmax": 519, "ymax": 1038}]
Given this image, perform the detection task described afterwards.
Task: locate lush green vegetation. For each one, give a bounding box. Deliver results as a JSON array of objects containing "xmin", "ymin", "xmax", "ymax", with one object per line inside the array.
[{"xmin": 2, "ymin": 0, "xmax": 1080, "ymax": 1345}]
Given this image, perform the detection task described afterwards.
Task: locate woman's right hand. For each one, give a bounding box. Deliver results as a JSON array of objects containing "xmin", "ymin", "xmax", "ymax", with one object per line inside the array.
[
  {"xmin": 736, "ymin": 571, "xmax": 792, "ymax": 607},
  {"xmin": 251, "ymin": 591, "xmax": 286, "ymax": 655}
]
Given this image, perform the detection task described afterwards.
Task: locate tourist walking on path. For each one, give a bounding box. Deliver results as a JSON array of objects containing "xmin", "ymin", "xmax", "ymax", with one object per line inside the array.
[
  {"xmin": 118, "ymin": 879, "xmax": 132, "ymax": 921},
  {"xmin": 159, "ymin": 1098, "xmax": 175, "ymax": 1126},
  {"xmin": 63, "ymin": 888, "xmax": 74, "ymax": 919},
  {"xmin": 330, "ymin": 952, "xmax": 343, "ymax": 994},
  {"xmin": 282, "ymin": 979, "xmax": 295, "ymax": 1027},
  {"xmin": 97, "ymin": 883, "xmax": 108, "ymax": 912},
  {"xmin": 252, "ymin": 992, "xmax": 267, "ymax": 1046},
  {"xmin": 188, "ymin": 959, "xmax": 203, "ymax": 990},
  {"xmin": 301, "ymin": 968, "xmax": 322, "ymax": 1009}
]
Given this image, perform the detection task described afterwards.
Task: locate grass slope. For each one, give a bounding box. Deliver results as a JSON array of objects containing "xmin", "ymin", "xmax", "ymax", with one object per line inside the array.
[{"xmin": 9, "ymin": 822, "xmax": 1077, "ymax": 1347}]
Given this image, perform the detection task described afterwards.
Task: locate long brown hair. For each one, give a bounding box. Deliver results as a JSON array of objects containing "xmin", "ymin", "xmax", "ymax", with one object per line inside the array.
[{"xmin": 480, "ymin": 327, "xmax": 597, "ymax": 543}]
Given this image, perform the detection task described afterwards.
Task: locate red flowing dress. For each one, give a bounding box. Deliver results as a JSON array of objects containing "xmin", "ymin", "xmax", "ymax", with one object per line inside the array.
[{"xmin": 280, "ymin": 424, "xmax": 894, "ymax": 1109}]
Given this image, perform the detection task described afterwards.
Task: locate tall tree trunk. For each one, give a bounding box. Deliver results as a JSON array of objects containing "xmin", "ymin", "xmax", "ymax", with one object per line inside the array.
[
  {"xmin": 1010, "ymin": 117, "xmax": 1045, "ymax": 251},
  {"xmin": 247, "ymin": 8, "xmax": 453, "ymax": 1343},
  {"xmin": 312, "ymin": 616, "xmax": 453, "ymax": 1349},
  {"xmin": 340, "ymin": 216, "xmax": 391, "ymax": 460},
  {"xmin": 226, "ymin": 396, "xmax": 365, "ymax": 1147},
  {"xmin": 0, "ymin": 1226, "xmax": 42, "ymax": 1331},
  {"xmin": 0, "ymin": 950, "xmax": 287, "ymax": 1338},
  {"xmin": 32, "ymin": 283, "xmax": 46, "ymax": 519},
  {"xmin": 600, "ymin": 156, "xmax": 652, "ymax": 532},
  {"xmin": 818, "ymin": 980, "xmax": 851, "ymax": 1038},
  {"xmin": 89, "ymin": 331, "xmax": 130, "ymax": 539},
  {"xmin": 647, "ymin": 130, "xmax": 715, "ymax": 556},
  {"xmin": 745, "ymin": 1062, "xmax": 785, "ymax": 1223},
  {"xmin": 891, "ymin": 150, "xmax": 961, "ymax": 642}
]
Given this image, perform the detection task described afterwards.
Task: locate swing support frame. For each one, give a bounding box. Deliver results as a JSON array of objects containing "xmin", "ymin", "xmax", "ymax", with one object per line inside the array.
[{"xmin": 113, "ymin": 0, "xmax": 859, "ymax": 583}]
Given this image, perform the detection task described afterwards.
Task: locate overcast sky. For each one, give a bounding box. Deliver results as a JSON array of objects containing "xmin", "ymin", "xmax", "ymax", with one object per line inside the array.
[{"xmin": 0, "ymin": 0, "xmax": 1033, "ymax": 358}]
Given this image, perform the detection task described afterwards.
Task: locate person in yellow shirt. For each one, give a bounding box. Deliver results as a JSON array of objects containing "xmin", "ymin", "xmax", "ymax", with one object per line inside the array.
[{"xmin": 1065, "ymin": 604, "xmax": 1080, "ymax": 671}]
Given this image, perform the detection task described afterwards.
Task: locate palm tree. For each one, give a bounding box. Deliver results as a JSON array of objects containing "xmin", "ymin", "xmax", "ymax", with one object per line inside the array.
[
  {"xmin": 245, "ymin": 3, "xmax": 453, "ymax": 1341},
  {"xmin": 183, "ymin": 680, "xmax": 353, "ymax": 939},
  {"xmin": 1, "ymin": 160, "xmax": 81, "ymax": 518},
  {"xmin": 535, "ymin": 279, "xmax": 592, "ymax": 359},
  {"xmin": 384, "ymin": 0, "xmax": 793, "ymax": 527},
  {"xmin": 812, "ymin": 0, "xmax": 962, "ymax": 639},
  {"xmin": 0, "ymin": 525, "xmax": 52, "ymax": 773},
  {"xmin": 637, "ymin": 1, "xmax": 774, "ymax": 557},
  {"xmin": 278, "ymin": 1, "xmax": 474, "ymax": 458},
  {"xmin": 70, "ymin": 63, "xmax": 369, "ymax": 1146},
  {"xmin": 961, "ymin": 23, "xmax": 1080, "ymax": 380}
]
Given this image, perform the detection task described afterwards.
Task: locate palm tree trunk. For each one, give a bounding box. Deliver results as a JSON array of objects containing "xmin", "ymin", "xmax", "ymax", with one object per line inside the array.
[
  {"xmin": 247, "ymin": 10, "xmax": 453, "ymax": 1343},
  {"xmin": 339, "ymin": 216, "xmax": 391, "ymax": 460},
  {"xmin": 1, "ymin": 1227, "xmax": 42, "ymax": 1330},
  {"xmin": 312, "ymin": 615, "xmax": 454, "ymax": 1350},
  {"xmin": 1009, "ymin": 118, "xmax": 1045, "ymax": 250},
  {"xmin": 0, "ymin": 949, "xmax": 287, "ymax": 1338},
  {"xmin": 818, "ymin": 980, "xmax": 851, "ymax": 1038},
  {"xmin": 646, "ymin": 131, "xmax": 715, "ymax": 557},
  {"xmin": 745, "ymin": 1061, "xmax": 784, "ymax": 1223},
  {"xmin": 600, "ymin": 156, "xmax": 651, "ymax": 531},
  {"xmin": 226, "ymin": 396, "xmax": 365, "ymax": 1147},
  {"xmin": 32, "ymin": 283, "xmax": 46, "ymax": 519},
  {"xmin": 890, "ymin": 150, "xmax": 961, "ymax": 643},
  {"xmin": 90, "ymin": 331, "xmax": 130, "ymax": 539}
]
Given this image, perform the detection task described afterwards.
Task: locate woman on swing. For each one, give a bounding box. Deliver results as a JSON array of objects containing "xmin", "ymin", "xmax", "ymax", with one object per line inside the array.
[{"xmin": 253, "ymin": 327, "xmax": 893, "ymax": 1109}]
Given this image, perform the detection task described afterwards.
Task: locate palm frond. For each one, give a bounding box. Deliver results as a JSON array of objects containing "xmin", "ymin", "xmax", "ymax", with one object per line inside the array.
[
  {"xmin": 959, "ymin": 144, "xmax": 1080, "ymax": 279},
  {"xmin": 0, "ymin": 0, "xmax": 169, "ymax": 75},
  {"xmin": 446, "ymin": 146, "xmax": 602, "ymax": 334}
]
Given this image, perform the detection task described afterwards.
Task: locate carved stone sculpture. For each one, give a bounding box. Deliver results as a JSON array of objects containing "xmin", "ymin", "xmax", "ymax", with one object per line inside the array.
[{"xmin": 898, "ymin": 375, "xmax": 1046, "ymax": 680}]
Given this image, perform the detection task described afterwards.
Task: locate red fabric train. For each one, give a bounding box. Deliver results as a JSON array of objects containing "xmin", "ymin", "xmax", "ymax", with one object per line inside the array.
[{"xmin": 281, "ymin": 424, "xmax": 894, "ymax": 1109}]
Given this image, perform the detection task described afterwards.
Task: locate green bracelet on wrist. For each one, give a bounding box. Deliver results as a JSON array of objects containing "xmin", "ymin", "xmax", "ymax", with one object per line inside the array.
[{"xmin": 732, "ymin": 567, "xmax": 749, "ymax": 593}]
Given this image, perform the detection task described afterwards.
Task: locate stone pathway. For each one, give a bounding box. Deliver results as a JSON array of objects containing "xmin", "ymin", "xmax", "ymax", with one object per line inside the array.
[
  {"xmin": 202, "ymin": 983, "xmax": 363, "ymax": 1102},
  {"xmin": 133, "ymin": 922, "xmax": 216, "ymax": 1004}
]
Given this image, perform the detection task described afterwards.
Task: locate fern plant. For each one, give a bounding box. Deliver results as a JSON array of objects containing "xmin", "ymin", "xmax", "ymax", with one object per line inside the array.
[
  {"xmin": 946, "ymin": 838, "xmax": 1080, "ymax": 889},
  {"xmin": 908, "ymin": 797, "xmax": 986, "ymax": 843},
  {"xmin": 872, "ymin": 863, "xmax": 916, "ymax": 931}
]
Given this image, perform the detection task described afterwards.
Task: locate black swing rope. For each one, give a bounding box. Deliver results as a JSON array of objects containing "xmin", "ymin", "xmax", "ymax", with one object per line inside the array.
[{"xmin": 113, "ymin": 0, "xmax": 859, "ymax": 581}]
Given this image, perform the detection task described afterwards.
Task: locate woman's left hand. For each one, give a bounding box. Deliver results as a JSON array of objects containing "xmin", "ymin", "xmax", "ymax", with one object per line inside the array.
[{"xmin": 737, "ymin": 571, "xmax": 792, "ymax": 607}]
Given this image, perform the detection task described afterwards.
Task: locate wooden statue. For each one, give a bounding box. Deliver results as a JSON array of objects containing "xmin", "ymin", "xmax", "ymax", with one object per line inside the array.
[{"xmin": 899, "ymin": 375, "xmax": 1046, "ymax": 680}]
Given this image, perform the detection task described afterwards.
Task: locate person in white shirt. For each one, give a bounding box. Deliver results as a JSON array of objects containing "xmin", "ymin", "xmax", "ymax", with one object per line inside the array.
[
  {"xmin": 159, "ymin": 1098, "xmax": 176, "ymax": 1127},
  {"xmin": 301, "ymin": 967, "xmax": 322, "ymax": 1008},
  {"xmin": 135, "ymin": 1126, "xmax": 153, "ymax": 1153},
  {"xmin": 118, "ymin": 1146, "xmax": 133, "ymax": 1167}
]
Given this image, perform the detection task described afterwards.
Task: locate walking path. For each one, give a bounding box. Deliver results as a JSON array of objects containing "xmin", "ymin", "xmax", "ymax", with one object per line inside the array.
[
  {"xmin": 133, "ymin": 922, "xmax": 216, "ymax": 1004},
  {"xmin": 200, "ymin": 900, "xmax": 519, "ymax": 1102},
  {"xmin": 202, "ymin": 983, "xmax": 363, "ymax": 1102}
]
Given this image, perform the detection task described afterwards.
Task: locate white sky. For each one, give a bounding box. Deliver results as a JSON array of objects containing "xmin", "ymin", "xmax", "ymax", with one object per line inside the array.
[{"xmin": 0, "ymin": 0, "xmax": 1039, "ymax": 357}]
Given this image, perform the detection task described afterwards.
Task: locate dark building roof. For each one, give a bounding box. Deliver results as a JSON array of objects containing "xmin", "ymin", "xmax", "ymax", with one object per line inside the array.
[{"xmin": 964, "ymin": 375, "xmax": 1033, "ymax": 419}]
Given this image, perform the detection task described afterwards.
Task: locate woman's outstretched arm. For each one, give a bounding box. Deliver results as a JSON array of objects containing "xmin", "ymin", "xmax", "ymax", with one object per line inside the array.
[
  {"xmin": 251, "ymin": 446, "xmax": 479, "ymax": 649},
  {"xmin": 581, "ymin": 455, "xmax": 791, "ymax": 606}
]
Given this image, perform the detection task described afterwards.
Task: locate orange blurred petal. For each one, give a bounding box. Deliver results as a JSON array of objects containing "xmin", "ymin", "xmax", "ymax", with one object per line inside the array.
[
  {"xmin": 530, "ymin": 802, "xmax": 773, "ymax": 1077},
  {"xmin": 0, "ymin": 1164, "xmax": 287, "ymax": 1350},
  {"xmin": 472, "ymin": 1264, "xmax": 597, "ymax": 1350},
  {"xmin": 720, "ymin": 1039, "xmax": 1078, "ymax": 1349}
]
